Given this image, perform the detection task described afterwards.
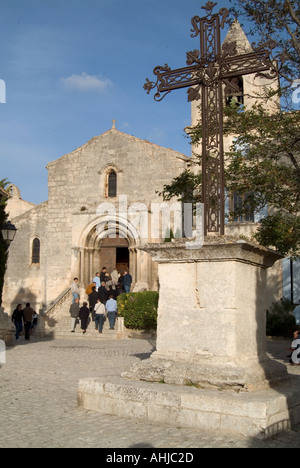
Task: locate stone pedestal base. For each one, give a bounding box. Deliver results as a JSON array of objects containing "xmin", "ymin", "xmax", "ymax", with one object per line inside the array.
[{"xmin": 78, "ymin": 376, "xmax": 300, "ymax": 438}]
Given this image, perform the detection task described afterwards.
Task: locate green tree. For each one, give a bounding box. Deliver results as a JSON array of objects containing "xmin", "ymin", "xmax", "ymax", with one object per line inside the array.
[{"xmin": 224, "ymin": 104, "xmax": 300, "ymax": 256}]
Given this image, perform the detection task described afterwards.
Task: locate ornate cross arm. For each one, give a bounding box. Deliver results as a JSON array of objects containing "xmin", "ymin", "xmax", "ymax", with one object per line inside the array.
[
  {"xmin": 143, "ymin": 63, "xmax": 204, "ymax": 102},
  {"xmin": 222, "ymin": 40, "xmax": 279, "ymax": 80}
]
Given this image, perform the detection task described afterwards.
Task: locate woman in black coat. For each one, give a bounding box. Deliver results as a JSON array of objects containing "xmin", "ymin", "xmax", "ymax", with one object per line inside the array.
[
  {"xmin": 12, "ymin": 304, "xmax": 24, "ymax": 340},
  {"xmin": 79, "ymin": 302, "xmax": 90, "ymax": 334}
]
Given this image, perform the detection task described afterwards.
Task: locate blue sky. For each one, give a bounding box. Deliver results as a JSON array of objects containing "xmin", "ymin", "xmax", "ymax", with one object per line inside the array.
[{"xmin": 1, "ymin": 0, "xmax": 237, "ymax": 204}]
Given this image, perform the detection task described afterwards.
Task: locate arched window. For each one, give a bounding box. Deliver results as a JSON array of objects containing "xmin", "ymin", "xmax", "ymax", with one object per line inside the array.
[
  {"xmin": 32, "ymin": 238, "xmax": 40, "ymax": 264},
  {"xmin": 107, "ymin": 171, "xmax": 117, "ymax": 198}
]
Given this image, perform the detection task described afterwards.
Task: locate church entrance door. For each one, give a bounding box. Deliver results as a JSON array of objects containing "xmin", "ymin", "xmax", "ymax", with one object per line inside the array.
[
  {"xmin": 116, "ymin": 247, "xmax": 130, "ymax": 274},
  {"xmin": 99, "ymin": 236, "xmax": 129, "ymax": 275}
]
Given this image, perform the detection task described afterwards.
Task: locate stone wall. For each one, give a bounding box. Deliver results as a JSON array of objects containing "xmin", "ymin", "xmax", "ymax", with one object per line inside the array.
[{"xmin": 2, "ymin": 202, "xmax": 48, "ymax": 315}]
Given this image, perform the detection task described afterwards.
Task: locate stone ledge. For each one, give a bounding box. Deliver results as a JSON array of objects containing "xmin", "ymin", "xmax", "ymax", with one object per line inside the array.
[
  {"xmin": 77, "ymin": 376, "xmax": 300, "ymax": 439},
  {"xmin": 141, "ymin": 238, "xmax": 282, "ymax": 269},
  {"xmin": 122, "ymin": 354, "xmax": 288, "ymax": 392}
]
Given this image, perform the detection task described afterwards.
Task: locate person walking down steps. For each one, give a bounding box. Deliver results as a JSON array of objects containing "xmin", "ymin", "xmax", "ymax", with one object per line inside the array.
[
  {"xmin": 79, "ymin": 302, "xmax": 90, "ymax": 334},
  {"xmin": 70, "ymin": 298, "xmax": 80, "ymax": 333}
]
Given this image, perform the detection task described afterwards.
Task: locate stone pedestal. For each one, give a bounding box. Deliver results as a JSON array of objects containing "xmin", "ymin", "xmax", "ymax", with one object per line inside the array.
[
  {"xmin": 125, "ymin": 238, "xmax": 287, "ymax": 391},
  {"xmin": 78, "ymin": 238, "xmax": 300, "ymax": 438}
]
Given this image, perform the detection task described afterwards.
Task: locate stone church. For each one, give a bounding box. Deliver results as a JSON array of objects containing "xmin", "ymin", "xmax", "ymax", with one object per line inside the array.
[
  {"xmin": 2, "ymin": 22, "xmax": 298, "ymax": 316},
  {"xmin": 3, "ymin": 124, "xmax": 188, "ymax": 313}
]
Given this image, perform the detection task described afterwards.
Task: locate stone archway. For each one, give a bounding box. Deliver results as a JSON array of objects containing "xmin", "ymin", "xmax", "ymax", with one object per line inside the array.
[
  {"xmin": 76, "ymin": 216, "xmax": 158, "ymax": 291},
  {"xmin": 77, "ymin": 217, "xmax": 139, "ymax": 288}
]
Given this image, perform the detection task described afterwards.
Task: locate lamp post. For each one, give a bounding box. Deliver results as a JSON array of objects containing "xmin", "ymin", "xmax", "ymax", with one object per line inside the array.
[
  {"xmin": 1, "ymin": 221, "xmax": 17, "ymax": 246},
  {"xmin": 0, "ymin": 221, "xmax": 17, "ymax": 352}
]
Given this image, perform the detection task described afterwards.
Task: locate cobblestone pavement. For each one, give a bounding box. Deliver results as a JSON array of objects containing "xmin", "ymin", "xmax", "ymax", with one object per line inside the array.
[{"xmin": 0, "ymin": 335, "xmax": 300, "ymax": 448}]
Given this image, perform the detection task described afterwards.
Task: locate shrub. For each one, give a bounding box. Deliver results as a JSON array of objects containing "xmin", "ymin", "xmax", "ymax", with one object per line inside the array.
[
  {"xmin": 266, "ymin": 297, "xmax": 296, "ymax": 337},
  {"xmin": 117, "ymin": 291, "xmax": 159, "ymax": 330}
]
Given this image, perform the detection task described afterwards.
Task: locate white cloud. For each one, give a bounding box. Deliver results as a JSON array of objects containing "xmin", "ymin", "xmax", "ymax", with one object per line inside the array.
[{"xmin": 61, "ymin": 72, "xmax": 113, "ymax": 92}]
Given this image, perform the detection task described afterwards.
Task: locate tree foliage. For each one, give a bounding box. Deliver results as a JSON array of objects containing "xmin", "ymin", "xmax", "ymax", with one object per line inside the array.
[
  {"xmin": 229, "ymin": 0, "xmax": 300, "ymax": 104},
  {"xmin": 224, "ymin": 103, "xmax": 300, "ymax": 255}
]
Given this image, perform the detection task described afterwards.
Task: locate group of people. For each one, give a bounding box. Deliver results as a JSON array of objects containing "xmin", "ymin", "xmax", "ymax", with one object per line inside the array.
[
  {"xmin": 69, "ymin": 267, "xmax": 133, "ymax": 335},
  {"xmin": 11, "ymin": 303, "xmax": 38, "ymax": 341}
]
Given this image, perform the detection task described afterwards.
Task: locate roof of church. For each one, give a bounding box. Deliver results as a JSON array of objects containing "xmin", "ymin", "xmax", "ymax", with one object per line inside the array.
[{"xmin": 47, "ymin": 125, "xmax": 189, "ymax": 168}]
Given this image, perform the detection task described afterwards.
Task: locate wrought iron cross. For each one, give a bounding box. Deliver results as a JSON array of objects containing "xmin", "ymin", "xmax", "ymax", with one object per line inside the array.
[{"xmin": 144, "ymin": 1, "xmax": 277, "ymax": 235}]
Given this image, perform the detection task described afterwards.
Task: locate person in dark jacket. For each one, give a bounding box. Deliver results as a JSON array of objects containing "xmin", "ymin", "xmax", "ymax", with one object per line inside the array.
[
  {"xmin": 12, "ymin": 304, "xmax": 23, "ymax": 340},
  {"xmin": 70, "ymin": 299, "xmax": 80, "ymax": 333},
  {"xmin": 79, "ymin": 302, "xmax": 90, "ymax": 334},
  {"xmin": 100, "ymin": 267, "xmax": 107, "ymax": 283},
  {"xmin": 98, "ymin": 282, "xmax": 109, "ymax": 305},
  {"xmin": 88, "ymin": 286, "xmax": 99, "ymax": 321},
  {"xmin": 123, "ymin": 271, "xmax": 133, "ymax": 293}
]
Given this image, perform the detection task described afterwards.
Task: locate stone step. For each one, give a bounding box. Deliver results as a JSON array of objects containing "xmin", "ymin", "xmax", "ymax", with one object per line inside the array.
[{"xmin": 51, "ymin": 316, "xmax": 119, "ymax": 339}]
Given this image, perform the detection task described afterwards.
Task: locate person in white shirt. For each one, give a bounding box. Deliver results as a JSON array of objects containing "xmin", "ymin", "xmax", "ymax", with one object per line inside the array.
[
  {"xmin": 94, "ymin": 299, "xmax": 106, "ymax": 334},
  {"xmin": 111, "ymin": 269, "xmax": 119, "ymax": 288},
  {"xmin": 106, "ymin": 295, "xmax": 118, "ymax": 330}
]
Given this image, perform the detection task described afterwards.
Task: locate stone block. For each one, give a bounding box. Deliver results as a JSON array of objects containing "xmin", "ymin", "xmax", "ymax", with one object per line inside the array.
[{"xmin": 77, "ymin": 376, "xmax": 300, "ymax": 438}]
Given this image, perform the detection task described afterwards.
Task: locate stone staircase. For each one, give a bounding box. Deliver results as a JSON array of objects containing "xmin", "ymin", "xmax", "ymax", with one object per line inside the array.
[
  {"xmin": 41, "ymin": 288, "xmax": 123, "ymax": 340},
  {"xmin": 52, "ymin": 316, "xmax": 119, "ymax": 339}
]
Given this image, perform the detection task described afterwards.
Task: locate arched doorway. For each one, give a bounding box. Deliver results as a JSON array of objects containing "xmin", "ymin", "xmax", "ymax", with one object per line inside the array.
[
  {"xmin": 76, "ymin": 216, "xmax": 156, "ymax": 291},
  {"xmin": 78, "ymin": 218, "xmax": 139, "ymax": 287}
]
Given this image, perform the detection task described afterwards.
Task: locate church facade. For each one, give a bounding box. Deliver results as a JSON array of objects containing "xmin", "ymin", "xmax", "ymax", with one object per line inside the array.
[{"xmin": 3, "ymin": 126, "xmax": 188, "ymax": 313}]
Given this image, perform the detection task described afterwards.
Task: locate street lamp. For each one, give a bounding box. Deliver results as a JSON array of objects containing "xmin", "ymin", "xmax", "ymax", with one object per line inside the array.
[{"xmin": 1, "ymin": 221, "xmax": 17, "ymax": 246}]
